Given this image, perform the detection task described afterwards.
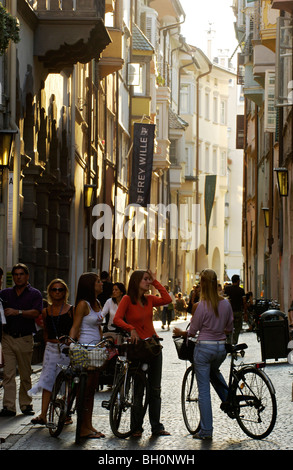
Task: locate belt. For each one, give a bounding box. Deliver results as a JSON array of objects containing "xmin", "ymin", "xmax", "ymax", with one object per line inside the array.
[
  {"xmin": 5, "ymin": 331, "xmax": 31, "ymax": 338},
  {"xmin": 197, "ymin": 340, "xmax": 226, "ymax": 344}
]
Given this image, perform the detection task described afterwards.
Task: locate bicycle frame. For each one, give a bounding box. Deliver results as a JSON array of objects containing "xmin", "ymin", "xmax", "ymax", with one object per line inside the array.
[
  {"xmin": 226, "ymin": 344, "xmax": 276, "ymax": 397},
  {"xmin": 181, "ymin": 340, "xmax": 277, "ymax": 439}
]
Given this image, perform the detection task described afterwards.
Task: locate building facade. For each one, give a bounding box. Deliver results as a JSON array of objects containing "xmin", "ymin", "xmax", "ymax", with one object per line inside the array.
[
  {"xmin": 0, "ymin": 0, "xmax": 244, "ymax": 301},
  {"xmin": 233, "ymin": 0, "xmax": 293, "ymax": 312}
]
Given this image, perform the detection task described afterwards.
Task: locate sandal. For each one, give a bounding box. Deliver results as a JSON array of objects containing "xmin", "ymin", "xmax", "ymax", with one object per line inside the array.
[
  {"xmin": 81, "ymin": 431, "xmax": 105, "ymax": 439},
  {"xmin": 152, "ymin": 429, "xmax": 171, "ymax": 436},
  {"xmin": 132, "ymin": 430, "xmax": 143, "ymax": 438},
  {"xmin": 31, "ymin": 416, "xmax": 46, "ymax": 425}
]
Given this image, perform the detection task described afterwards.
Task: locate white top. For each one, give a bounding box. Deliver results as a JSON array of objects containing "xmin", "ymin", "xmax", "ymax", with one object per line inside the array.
[
  {"xmin": 101, "ymin": 297, "xmax": 118, "ymax": 331},
  {"xmin": 79, "ymin": 301, "xmax": 103, "ymax": 345}
]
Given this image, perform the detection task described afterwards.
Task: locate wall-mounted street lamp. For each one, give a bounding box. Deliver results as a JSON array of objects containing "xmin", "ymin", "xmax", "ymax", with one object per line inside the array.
[
  {"xmin": 274, "ymin": 167, "xmax": 288, "ymax": 197},
  {"xmin": 262, "ymin": 207, "xmax": 269, "ymax": 228},
  {"xmin": 0, "ymin": 129, "xmax": 17, "ymax": 203},
  {"xmin": 84, "ymin": 184, "xmax": 96, "ymax": 208}
]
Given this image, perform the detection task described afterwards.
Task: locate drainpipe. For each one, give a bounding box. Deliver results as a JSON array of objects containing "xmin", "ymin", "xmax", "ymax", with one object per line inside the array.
[
  {"xmin": 159, "ymin": 17, "xmax": 186, "ymax": 86},
  {"xmin": 255, "ymin": 105, "xmax": 258, "ymax": 298},
  {"xmin": 243, "ymin": 98, "xmax": 248, "ymax": 291},
  {"xmin": 194, "ymin": 63, "xmax": 212, "ymax": 275},
  {"xmin": 111, "ymin": 71, "xmax": 119, "ymax": 277},
  {"xmin": 9, "ymin": 0, "xmax": 20, "ymax": 273}
]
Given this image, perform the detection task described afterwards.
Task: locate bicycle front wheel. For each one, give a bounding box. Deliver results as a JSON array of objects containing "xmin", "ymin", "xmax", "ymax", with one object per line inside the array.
[
  {"xmin": 109, "ymin": 369, "xmax": 148, "ymax": 438},
  {"xmin": 181, "ymin": 365, "xmax": 200, "ymax": 435},
  {"xmin": 75, "ymin": 372, "xmax": 88, "ymax": 444},
  {"xmin": 233, "ymin": 367, "xmax": 277, "ymax": 439},
  {"xmin": 48, "ymin": 371, "xmax": 69, "ymax": 437}
]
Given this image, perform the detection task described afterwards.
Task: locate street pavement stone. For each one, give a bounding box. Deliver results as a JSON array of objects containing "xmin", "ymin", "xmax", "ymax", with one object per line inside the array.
[{"xmin": 1, "ymin": 316, "xmax": 293, "ymax": 455}]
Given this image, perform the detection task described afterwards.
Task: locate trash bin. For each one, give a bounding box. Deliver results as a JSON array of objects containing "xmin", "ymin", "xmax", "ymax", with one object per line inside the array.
[{"xmin": 258, "ymin": 309, "xmax": 289, "ymax": 362}]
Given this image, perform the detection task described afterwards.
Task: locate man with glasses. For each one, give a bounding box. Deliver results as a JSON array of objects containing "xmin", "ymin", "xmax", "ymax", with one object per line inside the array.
[{"xmin": 0, "ymin": 264, "xmax": 43, "ymax": 417}]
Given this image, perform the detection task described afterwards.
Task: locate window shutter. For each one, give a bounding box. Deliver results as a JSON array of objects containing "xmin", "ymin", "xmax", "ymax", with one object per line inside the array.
[{"xmin": 264, "ymin": 70, "xmax": 276, "ymax": 132}]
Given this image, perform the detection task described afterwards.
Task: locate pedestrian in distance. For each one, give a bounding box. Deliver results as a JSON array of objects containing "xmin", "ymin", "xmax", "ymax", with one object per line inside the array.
[
  {"xmin": 29, "ymin": 279, "xmax": 74, "ymax": 426},
  {"xmin": 175, "ymin": 292, "xmax": 187, "ymax": 320},
  {"xmin": 97, "ymin": 271, "xmax": 113, "ymax": 307},
  {"xmin": 69, "ymin": 272, "xmax": 105, "ymax": 439},
  {"xmin": 245, "ymin": 291, "xmax": 254, "ymax": 331},
  {"xmin": 0, "ymin": 263, "xmax": 43, "ymax": 417},
  {"xmin": 187, "ymin": 284, "xmax": 200, "ymax": 315},
  {"xmin": 101, "ymin": 282, "xmax": 126, "ymax": 344},
  {"xmin": 173, "ymin": 268, "xmax": 233, "ymax": 440},
  {"xmin": 224, "ymin": 274, "xmax": 247, "ymax": 344},
  {"xmin": 161, "ymin": 285, "xmax": 175, "ymax": 330},
  {"xmin": 113, "ymin": 269, "xmax": 172, "ymax": 437}
]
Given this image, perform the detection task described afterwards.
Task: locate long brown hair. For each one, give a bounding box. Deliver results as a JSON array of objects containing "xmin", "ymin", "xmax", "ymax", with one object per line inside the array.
[
  {"xmin": 200, "ymin": 269, "xmax": 220, "ymax": 316},
  {"xmin": 127, "ymin": 270, "xmax": 147, "ymax": 305},
  {"xmin": 75, "ymin": 272, "xmax": 99, "ymax": 309}
]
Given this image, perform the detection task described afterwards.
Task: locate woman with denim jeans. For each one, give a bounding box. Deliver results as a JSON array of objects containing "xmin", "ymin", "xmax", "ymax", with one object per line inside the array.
[{"xmin": 173, "ymin": 269, "xmax": 233, "ymax": 440}]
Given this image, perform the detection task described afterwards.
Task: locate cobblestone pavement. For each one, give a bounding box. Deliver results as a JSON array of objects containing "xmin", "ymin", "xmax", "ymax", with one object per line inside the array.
[{"xmin": 1, "ymin": 316, "xmax": 293, "ymax": 458}]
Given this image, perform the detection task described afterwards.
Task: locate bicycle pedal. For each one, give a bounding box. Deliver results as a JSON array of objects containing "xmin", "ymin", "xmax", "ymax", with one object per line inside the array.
[
  {"xmin": 101, "ymin": 400, "xmax": 110, "ymax": 410},
  {"xmin": 46, "ymin": 422, "xmax": 56, "ymax": 429}
]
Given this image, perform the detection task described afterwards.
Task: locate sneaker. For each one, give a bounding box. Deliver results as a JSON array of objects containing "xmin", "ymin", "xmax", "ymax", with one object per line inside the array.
[
  {"xmin": 193, "ymin": 432, "xmax": 212, "ymax": 440},
  {"xmin": 0, "ymin": 407, "xmax": 16, "ymax": 417},
  {"xmin": 21, "ymin": 405, "xmax": 34, "ymax": 415}
]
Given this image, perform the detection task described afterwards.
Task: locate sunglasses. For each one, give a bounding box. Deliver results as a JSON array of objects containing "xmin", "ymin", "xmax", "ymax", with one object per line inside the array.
[{"xmin": 51, "ymin": 287, "xmax": 65, "ymax": 292}]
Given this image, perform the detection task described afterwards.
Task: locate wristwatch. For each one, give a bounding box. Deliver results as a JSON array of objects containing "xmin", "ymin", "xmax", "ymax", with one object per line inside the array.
[{"xmin": 18, "ymin": 310, "xmax": 23, "ymax": 315}]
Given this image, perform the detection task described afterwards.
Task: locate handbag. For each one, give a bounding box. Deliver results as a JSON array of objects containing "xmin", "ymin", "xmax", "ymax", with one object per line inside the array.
[
  {"xmin": 121, "ymin": 336, "xmax": 163, "ymax": 363},
  {"xmin": 69, "ymin": 343, "xmax": 89, "ymax": 368},
  {"xmin": 173, "ymin": 336, "xmax": 196, "ymax": 362}
]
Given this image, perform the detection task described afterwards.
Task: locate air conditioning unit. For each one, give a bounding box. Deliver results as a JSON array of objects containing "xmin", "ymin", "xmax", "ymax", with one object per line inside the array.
[{"xmin": 127, "ymin": 63, "xmax": 141, "ymax": 86}]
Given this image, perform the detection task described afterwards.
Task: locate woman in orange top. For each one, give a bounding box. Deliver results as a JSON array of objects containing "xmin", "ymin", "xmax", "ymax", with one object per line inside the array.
[{"xmin": 113, "ymin": 269, "xmax": 171, "ymax": 438}]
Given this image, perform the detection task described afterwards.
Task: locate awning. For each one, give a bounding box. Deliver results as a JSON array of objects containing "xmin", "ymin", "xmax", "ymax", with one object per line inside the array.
[{"xmin": 271, "ymin": 0, "xmax": 293, "ymax": 14}]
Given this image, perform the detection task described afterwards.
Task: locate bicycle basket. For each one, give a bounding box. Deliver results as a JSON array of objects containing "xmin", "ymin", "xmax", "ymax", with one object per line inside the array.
[
  {"xmin": 69, "ymin": 344, "xmax": 89, "ymax": 369},
  {"xmin": 173, "ymin": 336, "xmax": 196, "ymax": 362},
  {"xmin": 87, "ymin": 347, "xmax": 109, "ymax": 370}
]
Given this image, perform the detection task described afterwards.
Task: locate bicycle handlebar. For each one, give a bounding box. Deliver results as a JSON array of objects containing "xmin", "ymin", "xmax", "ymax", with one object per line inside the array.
[{"xmin": 58, "ymin": 335, "xmax": 115, "ymax": 348}]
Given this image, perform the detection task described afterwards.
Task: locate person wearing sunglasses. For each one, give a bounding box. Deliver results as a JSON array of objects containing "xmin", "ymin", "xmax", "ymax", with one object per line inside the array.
[{"xmin": 29, "ymin": 279, "xmax": 73, "ymax": 426}]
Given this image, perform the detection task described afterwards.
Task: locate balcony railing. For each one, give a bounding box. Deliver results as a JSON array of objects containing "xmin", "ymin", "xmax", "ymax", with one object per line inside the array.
[
  {"xmin": 22, "ymin": 0, "xmax": 110, "ymax": 72},
  {"xmin": 27, "ymin": 0, "xmax": 105, "ymax": 17}
]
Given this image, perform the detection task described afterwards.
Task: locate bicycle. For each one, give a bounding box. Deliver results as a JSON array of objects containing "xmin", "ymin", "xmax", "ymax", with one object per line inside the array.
[
  {"xmin": 102, "ymin": 334, "xmax": 162, "ymax": 438},
  {"xmin": 47, "ymin": 335, "xmax": 115, "ymax": 444},
  {"xmin": 178, "ymin": 340, "xmax": 277, "ymax": 440}
]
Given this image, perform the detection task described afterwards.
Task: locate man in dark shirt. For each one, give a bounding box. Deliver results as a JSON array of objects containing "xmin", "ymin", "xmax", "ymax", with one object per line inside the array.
[
  {"xmin": 224, "ymin": 274, "xmax": 247, "ymax": 344},
  {"xmin": 0, "ymin": 263, "xmax": 43, "ymax": 416}
]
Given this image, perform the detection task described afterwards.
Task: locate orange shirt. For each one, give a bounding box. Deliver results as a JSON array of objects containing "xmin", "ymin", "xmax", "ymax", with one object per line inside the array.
[{"xmin": 113, "ymin": 280, "xmax": 172, "ymax": 339}]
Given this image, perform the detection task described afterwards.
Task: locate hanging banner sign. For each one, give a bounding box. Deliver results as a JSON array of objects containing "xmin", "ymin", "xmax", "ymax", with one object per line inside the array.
[
  {"xmin": 204, "ymin": 174, "xmax": 217, "ymax": 255},
  {"xmin": 129, "ymin": 123, "xmax": 155, "ymax": 207}
]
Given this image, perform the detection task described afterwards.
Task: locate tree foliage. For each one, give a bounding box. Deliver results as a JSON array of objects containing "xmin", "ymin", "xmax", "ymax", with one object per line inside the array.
[{"xmin": 0, "ymin": 3, "xmax": 20, "ymax": 55}]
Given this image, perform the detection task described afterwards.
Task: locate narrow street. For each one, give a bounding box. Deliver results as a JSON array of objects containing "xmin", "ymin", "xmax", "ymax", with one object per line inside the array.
[{"xmin": 1, "ymin": 317, "xmax": 293, "ymax": 460}]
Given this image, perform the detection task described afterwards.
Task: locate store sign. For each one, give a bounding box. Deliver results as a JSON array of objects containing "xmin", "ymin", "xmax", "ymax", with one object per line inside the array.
[{"xmin": 129, "ymin": 123, "xmax": 155, "ymax": 207}]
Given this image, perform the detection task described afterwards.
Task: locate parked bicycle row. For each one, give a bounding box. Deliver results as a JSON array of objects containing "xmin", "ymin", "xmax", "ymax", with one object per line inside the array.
[{"xmin": 0, "ymin": 265, "xmax": 278, "ymax": 444}]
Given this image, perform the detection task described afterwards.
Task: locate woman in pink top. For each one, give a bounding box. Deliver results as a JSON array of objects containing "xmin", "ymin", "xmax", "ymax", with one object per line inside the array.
[
  {"xmin": 174, "ymin": 269, "xmax": 233, "ymax": 440},
  {"xmin": 114, "ymin": 269, "xmax": 171, "ymax": 438}
]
